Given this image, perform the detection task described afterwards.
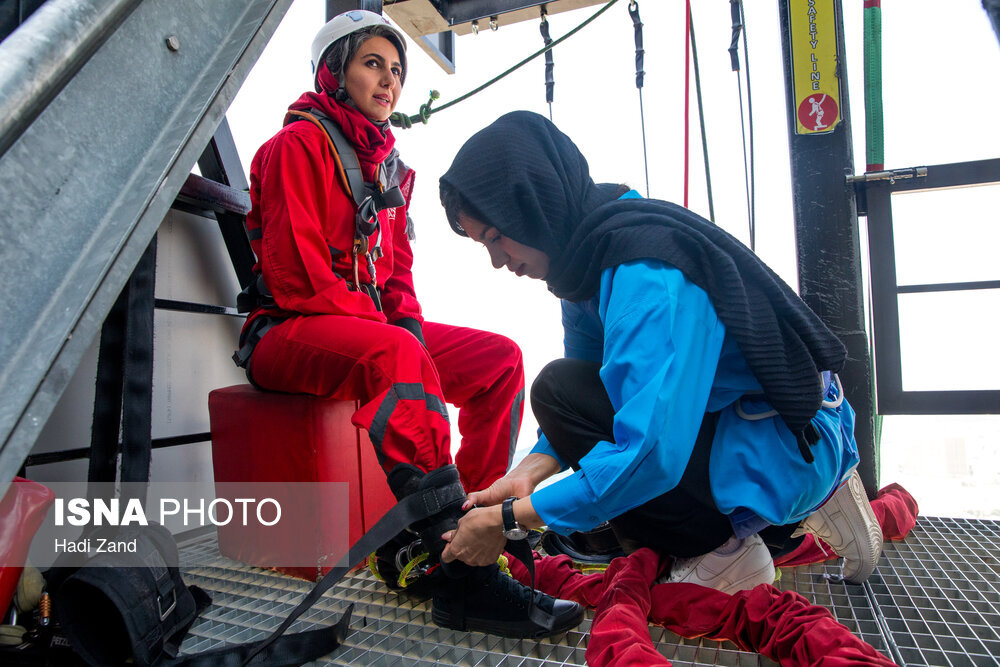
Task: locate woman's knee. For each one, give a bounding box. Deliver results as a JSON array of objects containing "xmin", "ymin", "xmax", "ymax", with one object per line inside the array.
[
  {"xmin": 531, "ymin": 358, "xmax": 592, "ymax": 408},
  {"xmin": 482, "ymin": 331, "xmax": 524, "ymax": 375}
]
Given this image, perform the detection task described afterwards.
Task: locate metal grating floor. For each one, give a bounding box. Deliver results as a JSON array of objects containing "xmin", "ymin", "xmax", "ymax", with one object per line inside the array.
[{"xmin": 177, "ymin": 516, "xmax": 1000, "ymax": 666}]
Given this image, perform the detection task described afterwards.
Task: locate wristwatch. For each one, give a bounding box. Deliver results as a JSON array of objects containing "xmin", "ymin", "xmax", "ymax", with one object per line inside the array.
[{"xmin": 501, "ymin": 496, "xmax": 529, "ymax": 541}]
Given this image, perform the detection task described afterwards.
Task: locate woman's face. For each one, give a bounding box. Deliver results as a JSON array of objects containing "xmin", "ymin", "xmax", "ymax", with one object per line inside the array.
[
  {"xmin": 458, "ymin": 214, "xmax": 550, "ymax": 280},
  {"xmin": 343, "ymin": 36, "xmax": 403, "ymax": 122}
]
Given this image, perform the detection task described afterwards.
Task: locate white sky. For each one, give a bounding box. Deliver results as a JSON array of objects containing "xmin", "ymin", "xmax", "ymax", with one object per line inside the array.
[{"xmin": 228, "ymin": 0, "xmax": 1000, "ymax": 516}]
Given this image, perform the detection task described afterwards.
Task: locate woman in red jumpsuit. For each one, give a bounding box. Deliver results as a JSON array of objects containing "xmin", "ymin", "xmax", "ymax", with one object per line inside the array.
[
  {"xmin": 236, "ymin": 10, "xmax": 582, "ymax": 638},
  {"xmin": 243, "ymin": 13, "xmax": 522, "ymax": 496}
]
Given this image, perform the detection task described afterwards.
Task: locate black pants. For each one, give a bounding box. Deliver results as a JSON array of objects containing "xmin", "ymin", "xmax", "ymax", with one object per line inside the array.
[{"xmin": 531, "ymin": 358, "xmax": 799, "ymax": 558}]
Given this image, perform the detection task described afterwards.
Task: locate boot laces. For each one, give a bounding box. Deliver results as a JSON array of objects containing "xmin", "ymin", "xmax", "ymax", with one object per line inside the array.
[{"xmin": 475, "ymin": 565, "xmax": 549, "ymax": 612}]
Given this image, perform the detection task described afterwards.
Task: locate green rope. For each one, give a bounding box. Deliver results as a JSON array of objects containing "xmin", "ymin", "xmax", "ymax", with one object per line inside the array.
[
  {"xmin": 863, "ymin": 2, "xmax": 884, "ymax": 170},
  {"xmin": 863, "ymin": 1, "xmax": 884, "ymax": 459},
  {"xmin": 390, "ymin": 0, "xmax": 619, "ymax": 128}
]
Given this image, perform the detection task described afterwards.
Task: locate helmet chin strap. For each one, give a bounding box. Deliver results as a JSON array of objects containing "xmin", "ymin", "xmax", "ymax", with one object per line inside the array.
[{"xmin": 334, "ymin": 85, "xmax": 392, "ymax": 134}]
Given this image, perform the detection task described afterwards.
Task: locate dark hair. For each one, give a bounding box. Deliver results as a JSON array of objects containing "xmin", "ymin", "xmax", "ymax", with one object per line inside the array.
[
  {"xmin": 440, "ymin": 181, "xmax": 472, "ymax": 236},
  {"xmin": 324, "ymin": 24, "xmax": 406, "ymax": 85}
]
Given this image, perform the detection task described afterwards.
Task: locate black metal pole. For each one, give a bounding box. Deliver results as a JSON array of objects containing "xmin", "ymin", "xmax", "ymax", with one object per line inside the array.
[{"xmin": 777, "ymin": 0, "xmax": 878, "ymax": 497}]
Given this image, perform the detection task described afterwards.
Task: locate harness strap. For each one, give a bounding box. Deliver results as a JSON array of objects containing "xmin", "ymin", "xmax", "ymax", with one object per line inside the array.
[
  {"xmin": 285, "ymin": 108, "xmax": 404, "ymax": 300},
  {"xmin": 235, "ymin": 274, "xmax": 272, "ymax": 314},
  {"xmin": 285, "ymin": 109, "xmax": 360, "ymax": 206},
  {"xmin": 240, "ymin": 482, "xmax": 466, "ymax": 665},
  {"xmin": 505, "ymin": 535, "xmax": 558, "ymax": 633},
  {"xmin": 232, "ymin": 314, "xmax": 283, "ymax": 369},
  {"xmin": 167, "ymin": 608, "xmax": 351, "ymax": 666}
]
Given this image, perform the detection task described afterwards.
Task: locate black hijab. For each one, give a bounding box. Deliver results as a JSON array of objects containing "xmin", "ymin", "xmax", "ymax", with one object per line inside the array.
[{"xmin": 440, "ymin": 111, "xmax": 847, "ymax": 447}]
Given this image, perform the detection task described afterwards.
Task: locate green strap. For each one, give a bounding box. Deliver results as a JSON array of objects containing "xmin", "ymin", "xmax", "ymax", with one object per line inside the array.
[
  {"xmin": 863, "ymin": 0, "xmax": 884, "ymax": 455},
  {"xmin": 863, "ymin": 1, "xmax": 884, "ymax": 171}
]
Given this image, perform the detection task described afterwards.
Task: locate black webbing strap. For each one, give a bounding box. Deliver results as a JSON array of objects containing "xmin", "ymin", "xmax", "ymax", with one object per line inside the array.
[
  {"xmin": 167, "ymin": 610, "xmax": 351, "ymax": 667},
  {"xmin": 539, "ymin": 9, "xmax": 554, "ymax": 105},
  {"xmin": 89, "ymin": 276, "xmax": 129, "ymax": 488},
  {"xmin": 628, "ymin": 1, "xmax": 645, "ymax": 89},
  {"xmin": 304, "ymin": 108, "xmax": 404, "ymax": 236},
  {"xmin": 232, "ymin": 314, "xmax": 283, "ymax": 369},
  {"xmin": 235, "ymin": 274, "xmax": 273, "ymax": 314},
  {"xmin": 120, "ymin": 237, "xmax": 157, "ymax": 504},
  {"xmin": 238, "ymin": 481, "xmax": 466, "ymax": 665},
  {"xmin": 309, "ymin": 108, "xmax": 368, "ymax": 211},
  {"xmin": 88, "ymin": 237, "xmax": 157, "ymax": 506},
  {"xmin": 357, "ymin": 186, "xmax": 406, "ymax": 231},
  {"xmin": 728, "ymin": 0, "xmax": 744, "ymax": 71},
  {"xmin": 504, "ymin": 537, "xmax": 557, "ymax": 633}
]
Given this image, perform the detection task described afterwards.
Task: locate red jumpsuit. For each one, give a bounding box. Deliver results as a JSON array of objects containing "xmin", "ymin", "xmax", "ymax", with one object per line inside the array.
[{"xmin": 241, "ymin": 76, "xmax": 523, "ymax": 492}]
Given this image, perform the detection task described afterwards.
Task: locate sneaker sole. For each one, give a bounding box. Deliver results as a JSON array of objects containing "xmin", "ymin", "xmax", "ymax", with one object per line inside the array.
[{"xmin": 805, "ymin": 471, "xmax": 883, "ymax": 584}]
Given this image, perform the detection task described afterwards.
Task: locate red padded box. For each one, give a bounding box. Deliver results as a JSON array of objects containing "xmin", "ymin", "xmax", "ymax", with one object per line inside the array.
[{"xmin": 208, "ymin": 384, "xmax": 395, "ymax": 581}]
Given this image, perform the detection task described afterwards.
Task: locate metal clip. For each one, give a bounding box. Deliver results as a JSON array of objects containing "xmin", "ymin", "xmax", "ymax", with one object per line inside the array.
[
  {"xmin": 490, "ymin": 15, "xmax": 499, "ymax": 31},
  {"xmin": 846, "ymin": 167, "xmax": 928, "ymax": 185},
  {"xmin": 158, "ymin": 590, "xmax": 177, "ymax": 621},
  {"xmin": 471, "ymin": 19, "xmax": 479, "ymax": 35}
]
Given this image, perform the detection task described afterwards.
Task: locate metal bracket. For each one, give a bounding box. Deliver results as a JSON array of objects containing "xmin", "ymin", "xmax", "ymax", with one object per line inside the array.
[{"xmin": 846, "ymin": 166, "xmax": 927, "ymax": 185}]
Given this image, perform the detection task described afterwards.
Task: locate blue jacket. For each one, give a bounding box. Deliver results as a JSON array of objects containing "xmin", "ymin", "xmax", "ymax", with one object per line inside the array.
[{"xmin": 530, "ymin": 256, "xmax": 859, "ymax": 536}]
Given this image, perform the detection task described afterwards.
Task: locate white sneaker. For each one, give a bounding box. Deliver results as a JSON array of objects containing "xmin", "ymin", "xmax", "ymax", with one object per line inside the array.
[
  {"xmin": 794, "ymin": 469, "xmax": 883, "ymax": 584},
  {"xmin": 661, "ymin": 534, "xmax": 775, "ymax": 595}
]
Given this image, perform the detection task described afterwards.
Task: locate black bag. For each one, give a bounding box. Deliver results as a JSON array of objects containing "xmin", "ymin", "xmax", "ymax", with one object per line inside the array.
[
  {"xmin": 46, "ymin": 523, "xmax": 349, "ymax": 667},
  {"xmin": 48, "ymin": 523, "xmax": 208, "ymax": 666}
]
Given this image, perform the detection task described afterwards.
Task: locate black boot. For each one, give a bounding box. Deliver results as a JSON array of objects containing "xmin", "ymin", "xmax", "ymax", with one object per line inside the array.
[
  {"xmin": 427, "ymin": 560, "xmax": 584, "ymax": 639},
  {"xmin": 387, "ymin": 464, "xmax": 585, "ymax": 639},
  {"xmin": 366, "ymin": 464, "xmax": 437, "ymax": 595},
  {"xmin": 368, "ymin": 531, "xmax": 432, "ymax": 595}
]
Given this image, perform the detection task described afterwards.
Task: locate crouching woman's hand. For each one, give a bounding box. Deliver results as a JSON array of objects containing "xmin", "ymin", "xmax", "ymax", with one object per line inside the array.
[
  {"xmin": 440, "ymin": 505, "xmax": 506, "ymax": 566},
  {"xmin": 462, "ymin": 452, "xmax": 562, "ymax": 510}
]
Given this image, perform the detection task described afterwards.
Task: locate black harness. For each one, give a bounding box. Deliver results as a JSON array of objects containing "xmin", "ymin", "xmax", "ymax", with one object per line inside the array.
[{"xmin": 232, "ymin": 109, "xmax": 406, "ymax": 371}]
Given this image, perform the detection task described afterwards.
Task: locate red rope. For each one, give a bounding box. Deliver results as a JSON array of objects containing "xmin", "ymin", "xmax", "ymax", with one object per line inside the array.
[{"xmin": 683, "ymin": 0, "xmax": 692, "ymax": 207}]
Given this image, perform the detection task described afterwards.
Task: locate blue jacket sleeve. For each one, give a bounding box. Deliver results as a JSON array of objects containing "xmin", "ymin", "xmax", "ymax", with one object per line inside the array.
[
  {"xmin": 531, "ymin": 260, "xmax": 728, "ymax": 534},
  {"xmin": 527, "ymin": 299, "xmax": 601, "ymax": 469},
  {"xmin": 561, "ymin": 300, "xmax": 603, "ymax": 363}
]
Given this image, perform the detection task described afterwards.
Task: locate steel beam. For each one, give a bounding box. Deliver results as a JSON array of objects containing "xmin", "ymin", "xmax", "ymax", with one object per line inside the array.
[
  {"xmin": 0, "ymin": 0, "xmax": 294, "ymax": 489},
  {"xmin": 0, "ymin": 0, "xmax": 143, "ymax": 159}
]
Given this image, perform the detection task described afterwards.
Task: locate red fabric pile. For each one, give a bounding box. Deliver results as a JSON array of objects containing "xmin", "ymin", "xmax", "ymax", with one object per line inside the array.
[{"xmin": 509, "ymin": 484, "xmax": 918, "ymax": 666}]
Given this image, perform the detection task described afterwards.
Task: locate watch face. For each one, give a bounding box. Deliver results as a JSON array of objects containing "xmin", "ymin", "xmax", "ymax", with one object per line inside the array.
[{"xmin": 504, "ymin": 527, "xmax": 529, "ymax": 541}]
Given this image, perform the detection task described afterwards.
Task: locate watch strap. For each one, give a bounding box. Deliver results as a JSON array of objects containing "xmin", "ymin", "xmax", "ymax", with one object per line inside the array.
[{"xmin": 501, "ymin": 496, "xmax": 519, "ymax": 533}]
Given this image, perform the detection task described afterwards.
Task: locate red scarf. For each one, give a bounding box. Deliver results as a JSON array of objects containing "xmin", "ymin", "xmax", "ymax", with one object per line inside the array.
[{"xmin": 284, "ymin": 63, "xmax": 396, "ymax": 167}]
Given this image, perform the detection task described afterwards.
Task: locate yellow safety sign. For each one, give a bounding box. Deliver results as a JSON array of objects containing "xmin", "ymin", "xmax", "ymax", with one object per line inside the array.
[{"xmin": 788, "ymin": 0, "xmax": 841, "ymax": 134}]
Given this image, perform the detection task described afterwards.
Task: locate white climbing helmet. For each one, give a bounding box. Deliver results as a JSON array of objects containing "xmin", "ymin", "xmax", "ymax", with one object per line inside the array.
[{"xmin": 310, "ymin": 10, "xmax": 407, "ymax": 89}]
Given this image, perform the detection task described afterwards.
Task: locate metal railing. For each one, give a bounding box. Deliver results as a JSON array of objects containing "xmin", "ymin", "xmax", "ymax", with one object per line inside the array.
[{"xmin": 856, "ymin": 157, "xmax": 1000, "ymax": 414}]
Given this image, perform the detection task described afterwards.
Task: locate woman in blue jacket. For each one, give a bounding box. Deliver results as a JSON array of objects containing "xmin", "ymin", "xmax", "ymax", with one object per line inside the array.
[{"xmin": 436, "ymin": 111, "xmax": 883, "ymax": 593}]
